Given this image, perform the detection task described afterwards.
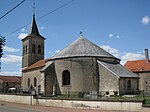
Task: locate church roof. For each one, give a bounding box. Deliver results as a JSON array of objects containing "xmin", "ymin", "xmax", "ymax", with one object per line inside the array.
[
  {"xmin": 125, "ymin": 60, "xmax": 150, "ymax": 73},
  {"xmin": 22, "ymin": 15, "xmax": 45, "ymax": 41},
  {"xmin": 51, "ymin": 36, "xmax": 120, "ymax": 63},
  {"xmin": 22, "ymin": 58, "xmax": 51, "ymax": 71},
  {"xmin": 98, "ymin": 61, "xmax": 139, "ymax": 78}
]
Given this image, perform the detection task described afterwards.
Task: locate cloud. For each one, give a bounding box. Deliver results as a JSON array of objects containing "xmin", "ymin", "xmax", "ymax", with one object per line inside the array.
[
  {"xmin": 109, "ymin": 34, "xmax": 114, "ymax": 37},
  {"xmin": 18, "ymin": 33, "xmax": 27, "ymax": 40},
  {"xmin": 100, "ymin": 45, "xmax": 145, "ymax": 65},
  {"xmin": 141, "ymin": 16, "xmax": 150, "ymax": 25},
  {"xmin": 3, "ymin": 46, "xmax": 20, "ymax": 52},
  {"xmin": 2, "ymin": 55, "xmax": 21, "ymax": 65},
  {"xmin": 55, "ymin": 50, "xmax": 60, "ymax": 53},
  {"xmin": 39, "ymin": 26, "xmax": 45, "ymax": 30},
  {"xmin": 21, "ymin": 28, "xmax": 26, "ymax": 32},
  {"xmin": 0, "ymin": 71, "xmax": 21, "ymax": 76},
  {"xmin": 120, "ymin": 52, "xmax": 144, "ymax": 65},
  {"xmin": 109, "ymin": 33, "xmax": 120, "ymax": 38},
  {"xmin": 100, "ymin": 45, "xmax": 120, "ymax": 57}
]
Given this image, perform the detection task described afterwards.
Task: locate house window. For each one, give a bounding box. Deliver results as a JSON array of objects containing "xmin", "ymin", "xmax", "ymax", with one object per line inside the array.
[
  {"xmin": 38, "ymin": 45, "xmax": 41, "ymax": 53},
  {"xmin": 32, "ymin": 44, "xmax": 36, "ymax": 53},
  {"xmin": 62, "ymin": 70, "xmax": 70, "ymax": 85},
  {"xmin": 28, "ymin": 78, "xmax": 30, "ymax": 87},
  {"xmin": 127, "ymin": 79, "xmax": 131, "ymax": 89},
  {"xmin": 34, "ymin": 77, "xmax": 37, "ymax": 87}
]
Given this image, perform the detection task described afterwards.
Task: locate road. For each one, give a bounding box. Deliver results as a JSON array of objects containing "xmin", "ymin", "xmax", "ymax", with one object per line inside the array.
[{"xmin": 0, "ymin": 101, "xmax": 142, "ymax": 112}]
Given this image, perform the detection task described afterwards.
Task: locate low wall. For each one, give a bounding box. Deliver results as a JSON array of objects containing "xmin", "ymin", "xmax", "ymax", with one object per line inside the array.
[{"xmin": 0, "ymin": 94, "xmax": 149, "ymax": 111}]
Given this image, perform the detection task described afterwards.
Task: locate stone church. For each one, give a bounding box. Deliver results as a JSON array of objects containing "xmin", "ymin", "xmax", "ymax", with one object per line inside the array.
[{"xmin": 21, "ymin": 15, "xmax": 139, "ymax": 96}]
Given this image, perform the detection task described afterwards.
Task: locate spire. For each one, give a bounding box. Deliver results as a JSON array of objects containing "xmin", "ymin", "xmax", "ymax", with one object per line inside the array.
[{"xmin": 28, "ymin": 14, "xmax": 40, "ymax": 36}]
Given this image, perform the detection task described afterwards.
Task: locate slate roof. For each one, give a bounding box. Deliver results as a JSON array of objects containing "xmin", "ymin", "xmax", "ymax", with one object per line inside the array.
[
  {"xmin": 98, "ymin": 61, "xmax": 139, "ymax": 78},
  {"xmin": 0, "ymin": 75, "xmax": 21, "ymax": 83},
  {"xmin": 125, "ymin": 60, "xmax": 150, "ymax": 72},
  {"xmin": 22, "ymin": 14, "xmax": 45, "ymax": 41},
  {"xmin": 51, "ymin": 36, "xmax": 120, "ymax": 62}
]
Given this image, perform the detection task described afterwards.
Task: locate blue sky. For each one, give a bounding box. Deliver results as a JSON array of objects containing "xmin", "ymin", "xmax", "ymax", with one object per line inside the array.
[{"xmin": 0, "ymin": 0, "xmax": 150, "ymax": 76}]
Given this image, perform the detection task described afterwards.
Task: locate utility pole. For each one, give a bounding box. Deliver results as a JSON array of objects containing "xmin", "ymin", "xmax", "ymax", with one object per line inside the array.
[{"xmin": 0, "ymin": 36, "xmax": 6, "ymax": 72}]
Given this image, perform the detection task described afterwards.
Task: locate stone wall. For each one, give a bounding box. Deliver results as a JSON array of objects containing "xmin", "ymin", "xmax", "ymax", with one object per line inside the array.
[
  {"xmin": 98, "ymin": 62, "xmax": 119, "ymax": 95},
  {"xmin": 0, "ymin": 94, "xmax": 148, "ymax": 111},
  {"xmin": 22, "ymin": 68, "xmax": 42, "ymax": 92},
  {"xmin": 54, "ymin": 57, "xmax": 98, "ymax": 94},
  {"xmin": 137, "ymin": 72, "xmax": 150, "ymax": 91}
]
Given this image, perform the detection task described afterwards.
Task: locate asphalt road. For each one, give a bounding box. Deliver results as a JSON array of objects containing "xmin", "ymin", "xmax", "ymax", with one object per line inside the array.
[
  {"xmin": 0, "ymin": 103, "xmax": 37, "ymax": 112},
  {"xmin": 0, "ymin": 101, "xmax": 147, "ymax": 112}
]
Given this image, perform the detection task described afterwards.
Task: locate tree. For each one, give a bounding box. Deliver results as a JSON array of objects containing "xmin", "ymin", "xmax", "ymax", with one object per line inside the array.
[{"xmin": 0, "ymin": 36, "xmax": 6, "ymax": 72}]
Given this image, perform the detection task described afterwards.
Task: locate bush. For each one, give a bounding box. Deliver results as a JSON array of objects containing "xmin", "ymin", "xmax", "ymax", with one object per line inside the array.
[
  {"xmin": 78, "ymin": 92, "xmax": 84, "ymax": 98},
  {"xmin": 114, "ymin": 91, "xmax": 118, "ymax": 96},
  {"xmin": 106, "ymin": 91, "xmax": 109, "ymax": 95}
]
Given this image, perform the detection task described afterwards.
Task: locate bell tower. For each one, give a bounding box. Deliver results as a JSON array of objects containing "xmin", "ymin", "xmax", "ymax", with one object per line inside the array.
[{"xmin": 22, "ymin": 14, "xmax": 45, "ymax": 68}]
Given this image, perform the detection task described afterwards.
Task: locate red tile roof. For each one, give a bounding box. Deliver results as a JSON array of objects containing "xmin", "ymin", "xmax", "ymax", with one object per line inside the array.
[
  {"xmin": 22, "ymin": 58, "xmax": 51, "ymax": 71},
  {"xmin": 0, "ymin": 76, "xmax": 21, "ymax": 83},
  {"xmin": 124, "ymin": 60, "xmax": 150, "ymax": 73}
]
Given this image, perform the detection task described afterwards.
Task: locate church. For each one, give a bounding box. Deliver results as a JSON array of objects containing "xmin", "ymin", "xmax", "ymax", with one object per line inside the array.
[{"xmin": 21, "ymin": 15, "xmax": 139, "ymax": 96}]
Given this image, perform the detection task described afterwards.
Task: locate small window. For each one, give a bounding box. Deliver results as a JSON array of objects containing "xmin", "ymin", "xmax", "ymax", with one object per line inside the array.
[
  {"xmin": 32, "ymin": 44, "xmax": 36, "ymax": 53},
  {"xmin": 28, "ymin": 78, "xmax": 30, "ymax": 87},
  {"xmin": 38, "ymin": 45, "xmax": 41, "ymax": 53},
  {"xmin": 34, "ymin": 77, "xmax": 37, "ymax": 87},
  {"xmin": 127, "ymin": 79, "xmax": 131, "ymax": 89},
  {"xmin": 26, "ymin": 45, "xmax": 28, "ymax": 54},
  {"xmin": 62, "ymin": 70, "xmax": 70, "ymax": 85},
  {"xmin": 23, "ymin": 46, "xmax": 25, "ymax": 54}
]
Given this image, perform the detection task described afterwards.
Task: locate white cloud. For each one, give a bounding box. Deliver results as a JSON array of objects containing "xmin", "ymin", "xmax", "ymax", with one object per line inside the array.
[
  {"xmin": 100, "ymin": 45, "xmax": 145, "ymax": 65},
  {"xmin": 141, "ymin": 16, "xmax": 150, "ymax": 25},
  {"xmin": 116, "ymin": 36, "xmax": 120, "ymax": 38},
  {"xmin": 21, "ymin": 28, "xmax": 26, "ymax": 32},
  {"xmin": 100, "ymin": 45, "xmax": 120, "ymax": 57},
  {"xmin": 18, "ymin": 33, "xmax": 27, "ymax": 40},
  {"xmin": 120, "ymin": 52, "xmax": 144, "ymax": 65},
  {"xmin": 55, "ymin": 50, "xmax": 60, "ymax": 53},
  {"xmin": 109, "ymin": 34, "xmax": 114, "ymax": 37},
  {"xmin": 2, "ymin": 55, "xmax": 21, "ymax": 65},
  {"xmin": 0, "ymin": 71, "xmax": 21, "ymax": 76},
  {"xmin": 39, "ymin": 26, "xmax": 45, "ymax": 30},
  {"xmin": 3, "ymin": 46, "xmax": 20, "ymax": 52}
]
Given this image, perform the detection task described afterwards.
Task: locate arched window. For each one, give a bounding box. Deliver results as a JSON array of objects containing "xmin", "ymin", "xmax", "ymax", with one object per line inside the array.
[
  {"xmin": 25, "ymin": 45, "xmax": 28, "ymax": 54},
  {"xmin": 38, "ymin": 45, "xmax": 41, "ymax": 53},
  {"xmin": 23, "ymin": 46, "xmax": 25, "ymax": 54},
  {"xmin": 127, "ymin": 79, "xmax": 131, "ymax": 89},
  {"xmin": 62, "ymin": 70, "xmax": 70, "ymax": 85},
  {"xmin": 28, "ymin": 78, "xmax": 30, "ymax": 87},
  {"xmin": 34, "ymin": 77, "xmax": 37, "ymax": 87},
  {"xmin": 32, "ymin": 44, "xmax": 35, "ymax": 53}
]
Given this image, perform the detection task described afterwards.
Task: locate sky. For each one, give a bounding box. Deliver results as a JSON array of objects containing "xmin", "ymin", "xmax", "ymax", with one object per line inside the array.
[{"xmin": 0, "ymin": 0, "xmax": 150, "ymax": 76}]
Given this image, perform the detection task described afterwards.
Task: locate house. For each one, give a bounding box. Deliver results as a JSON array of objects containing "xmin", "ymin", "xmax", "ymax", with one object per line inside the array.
[
  {"xmin": 125, "ymin": 49, "xmax": 150, "ymax": 92},
  {"xmin": 0, "ymin": 75, "xmax": 21, "ymax": 93},
  {"xmin": 21, "ymin": 14, "xmax": 139, "ymax": 96}
]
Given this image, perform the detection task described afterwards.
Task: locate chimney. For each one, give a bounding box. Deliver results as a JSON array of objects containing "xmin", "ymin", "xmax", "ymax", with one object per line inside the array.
[{"xmin": 145, "ymin": 49, "xmax": 149, "ymax": 63}]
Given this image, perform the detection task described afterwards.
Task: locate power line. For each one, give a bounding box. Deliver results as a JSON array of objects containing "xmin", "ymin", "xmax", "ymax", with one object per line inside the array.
[
  {"xmin": 0, "ymin": 0, "xmax": 26, "ymax": 20},
  {"xmin": 3, "ymin": 0, "xmax": 75, "ymax": 37}
]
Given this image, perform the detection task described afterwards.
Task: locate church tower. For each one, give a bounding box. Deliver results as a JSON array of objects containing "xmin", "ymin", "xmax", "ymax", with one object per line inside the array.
[{"xmin": 22, "ymin": 14, "xmax": 45, "ymax": 68}]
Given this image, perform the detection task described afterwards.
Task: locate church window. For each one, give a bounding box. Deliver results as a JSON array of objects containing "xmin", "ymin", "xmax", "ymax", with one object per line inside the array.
[
  {"xmin": 32, "ymin": 44, "xmax": 36, "ymax": 53},
  {"xmin": 34, "ymin": 77, "xmax": 37, "ymax": 87},
  {"xmin": 127, "ymin": 79, "xmax": 131, "ymax": 89},
  {"xmin": 38, "ymin": 45, "xmax": 41, "ymax": 53},
  {"xmin": 23, "ymin": 46, "xmax": 25, "ymax": 54},
  {"xmin": 26, "ymin": 45, "xmax": 28, "ymax": 54},
  {"xmin": 62, "ymin": 70, "xmax": 70, "ymax": 85},
  {"xmin": 28, "ymin": 78, "xmax": 30, "ymax": 87}
]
